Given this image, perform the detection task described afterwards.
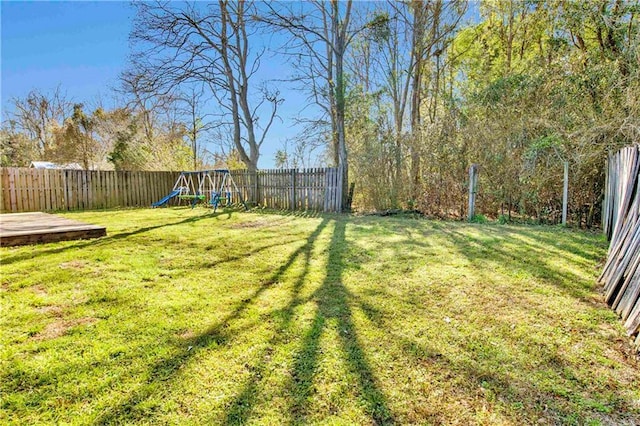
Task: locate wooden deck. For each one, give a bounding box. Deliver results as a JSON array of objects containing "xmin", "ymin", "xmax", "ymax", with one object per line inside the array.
[{"xmin": 0, "ymin": 212, "xmax": 106, "ymax": 247}]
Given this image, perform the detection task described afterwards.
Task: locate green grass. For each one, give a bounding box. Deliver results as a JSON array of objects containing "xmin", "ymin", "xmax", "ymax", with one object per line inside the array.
[{"xmin": 1, "ymin": 208, "xmax": 639, "ymax": 425}]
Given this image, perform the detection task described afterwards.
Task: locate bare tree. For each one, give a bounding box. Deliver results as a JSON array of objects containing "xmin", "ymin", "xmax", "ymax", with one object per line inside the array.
[
  {"xmin": 120, "ymin": 70, "xmax": 175, "ymax": 149},
  {"xmin": 177, "ymin": 85, "xmax": 215, "ymax": 170},
  {"xmin": 351, "ymin": 1, "xmax": 413, "ymax": 206},
  {"xmin": 8, "ymin": 87, "xmax": 72, "ymax": 157},
  {"xmin": 405, "ymin": 0, "xmax": 467, "ymax": 200},
  {"xmin": 342, "ymin": 1, "xmax": 466, "ymax": 206},
  {"xmin": 261, "ymin": 1, "xmax": 386, "ymax": 209},
  {"xmin": 126, "ymin": 0, "xmax": 281, "ymax": 172}
]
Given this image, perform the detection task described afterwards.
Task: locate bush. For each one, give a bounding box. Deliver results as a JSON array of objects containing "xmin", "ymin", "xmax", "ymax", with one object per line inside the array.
[
  {"xmin": 470, "ymin": 214, "xmax": 489, "ymax": 223},
  {"xmin": 497, "ymin": 214, "xmax": 510, "ymax": 224}
]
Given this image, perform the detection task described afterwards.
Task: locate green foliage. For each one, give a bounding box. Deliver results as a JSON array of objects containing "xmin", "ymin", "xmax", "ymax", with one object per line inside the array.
[
  {"xmin": 470, "ymin": 213, "xmax": 489, "ymax": 224},
  {"xmin": 429, "ymin": 0, "xmax": 640, "ymax": 224},
  {"xmin": 274, "ymin": 149, "xmax": 289, "ymax": 169},
  {"xmin": 524, "ymin": 134, "xmax": 564, "ymax": 162},
  {"xmin": 108, "ymin": 123, "xmax": 148, "ymax": 171},
  {"xmin": 365, "ymin": 11, "xmax": 391, "ymax": 44},
  {"xmin": 345, "ymin": 83, "xmax": 400, "ymax": 211}
]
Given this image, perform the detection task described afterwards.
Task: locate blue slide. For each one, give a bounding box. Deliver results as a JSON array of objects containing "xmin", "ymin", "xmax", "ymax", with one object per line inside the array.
[{"xmin": 152, "ymin": 189, "xmax": 181, "ymax": 208}]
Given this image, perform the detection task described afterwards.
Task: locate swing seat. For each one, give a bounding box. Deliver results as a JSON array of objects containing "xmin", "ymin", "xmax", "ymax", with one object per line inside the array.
[{"xmin": 178, "ymin": 194, "xmax": 205, "ymax": 200}]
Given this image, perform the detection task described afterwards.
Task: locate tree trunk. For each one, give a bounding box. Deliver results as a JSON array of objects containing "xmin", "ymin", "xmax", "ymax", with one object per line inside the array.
[{"xmin": 332, "ymin": 0, "xmax": 351, "ymax": 210}]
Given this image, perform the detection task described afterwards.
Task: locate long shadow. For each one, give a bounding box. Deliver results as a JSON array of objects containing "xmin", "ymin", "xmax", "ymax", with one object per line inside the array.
[
  {"xmin": 285, "ymin": 219, "xmax": 394, "ymax": 425},
  {"xmin": 223, "ymin": 219, "xmax": 394, "ymax": 424},
  {"xmin": 93, "ymin": 217, "xmax": 331, "ymax": 425},
  {"xmin": 435, "ymin": 226, "xmax": 600, "ymax": 302},
  {"xmin": 1, "ymin": 211, "xmax": 226, "ymax": 266},
  {"xmin": 515, "ymin": 227, "xmax": 606, "ymax": 263},
  {"xmin": 442, "ymin": 220, "xmax": 605, "ymax": 265},
  {"xmin": 197, "ymin": 236, "xmax": 306, "ymax": 269},
  {"xmin": 223, "ymin": 218, "xmax": 331, "ymax": 424},
  {"xmin": 248, "ymin": 208, "xmax": 333, "ymax": 219},
  {"xmin": 296, "ymin": 219, "xmax": 633, "ymax": 424}
]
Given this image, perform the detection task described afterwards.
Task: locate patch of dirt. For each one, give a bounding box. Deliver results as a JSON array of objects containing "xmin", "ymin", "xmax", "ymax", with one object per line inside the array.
[
  {"xmin": 31, "ymin": 285, "xmax": 48, "ymax": 296},
  {"xmin": 597, "ymin": 322, "xmax": 619, "ymax": 339},
  {"xmin": 228, "ymin": 218, "xmax": 288, "ymax": 229},
  {"xmin": 589, "ymin": 411, "xmax": 640, "ymax": 426},
  {"xmin": 36, "ymin": 305, "xmax": 65, "ymax": 317},
  {"xmin": 31, "ymin": 317, "xmax": 97, "ymax": 341},
  {"xmin": 177, "ymin": 329, "xmax": 196, "ymax": 340},
  {"xmin": 59, "ymin": 260, "xmax": 89, "ymax": 269}
]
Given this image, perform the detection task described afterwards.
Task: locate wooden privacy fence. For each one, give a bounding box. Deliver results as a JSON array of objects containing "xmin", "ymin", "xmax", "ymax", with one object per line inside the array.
[
  {"xmin": 231, "ymin": 167, "xmax": 343, "ymax": 213},
  {"xmin": 0, "ymin": 168, "xmax": 180, "ymax": 212},
  {"xmin": 0, "ymin": 167, "xmax": 343, "ymax": 213},
  {"xmin": 600, "ymin": 144, "xmax": 640, "ymax": 351}
]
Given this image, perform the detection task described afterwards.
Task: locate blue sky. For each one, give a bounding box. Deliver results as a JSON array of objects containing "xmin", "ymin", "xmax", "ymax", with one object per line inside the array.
[
  {"xmin": 1, "ymin": 1, "xmax": 309, "ymax": 168},
  {"xmin": 1, "ymin": 1, "xmax": 132, "ymax": 109}
]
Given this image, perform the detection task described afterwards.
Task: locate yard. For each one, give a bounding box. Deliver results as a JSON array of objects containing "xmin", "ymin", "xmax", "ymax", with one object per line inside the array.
[{"xmin": 1, "ymin": 208, "xmax": 639, "ymax": 425}]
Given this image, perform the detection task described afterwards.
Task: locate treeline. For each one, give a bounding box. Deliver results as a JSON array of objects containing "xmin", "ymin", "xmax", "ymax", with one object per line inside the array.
[
  {"xmin": 2, "ymin": 1, "xmax": 638, "ymax": 224},
  {"xmin": 344, "ymin": 0, "xmax": 638, "ymax": 225},
  {"xmin": 0, "ymin": 86, "xmax": 231, "ymax": 172}
]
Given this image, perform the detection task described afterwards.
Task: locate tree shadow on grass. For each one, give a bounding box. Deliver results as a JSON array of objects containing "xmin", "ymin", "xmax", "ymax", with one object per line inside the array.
[
  {"xmin": 514, "ymin": 227, "xmax": 606, "ymax": 264},
  {"xmin": 223, "ymin": 218, "xmax": 333, "ymax": 424},
  {"xmin": 431, "ymin": 220, "xmax": 605, "ymax": 268},
  {"xmin": 248, "ymin": 208, "xmax": 335, "ymax": 219},
  {"xmin": 431, "ymin": 225, "xmax": 601, "ymax": 302},
  {"xmin": 93, "ymin": 217, "xmax": 331, "ymax": 425},
  {"xmin": 335, "ymin": 220, "xmax": 636, "ymax": 423},
  {"xmin": 222, "ymin": 219, "xmax": 394, "ymax": 425},
  {"xmin": 284, "ymin": 219, "xmax": 394, "ymax": 425}
]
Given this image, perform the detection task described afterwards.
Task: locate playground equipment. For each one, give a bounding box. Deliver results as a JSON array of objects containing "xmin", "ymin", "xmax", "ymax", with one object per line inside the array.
[
  {"xmin": 152, "ymin": 169, "xmax": 248, "ymax": 212},
  {"xmin": 155, "ymin": 172, "xmax": 203, "ymax": 208}
]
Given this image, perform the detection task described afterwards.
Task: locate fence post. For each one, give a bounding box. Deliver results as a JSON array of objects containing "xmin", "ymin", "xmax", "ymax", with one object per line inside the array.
[
  {"xmin": 468, "ymin": 164, "xmax": 478, "ymax": 221},
  {"xmin": 562, "ymin": 161, "xmax": 569, "ymax": 226}
]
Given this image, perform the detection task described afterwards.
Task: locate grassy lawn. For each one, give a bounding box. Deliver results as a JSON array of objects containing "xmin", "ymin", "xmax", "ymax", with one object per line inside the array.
[{"xmin": 1, "ymin": 208, "xmax": 639, "ymax": 425}]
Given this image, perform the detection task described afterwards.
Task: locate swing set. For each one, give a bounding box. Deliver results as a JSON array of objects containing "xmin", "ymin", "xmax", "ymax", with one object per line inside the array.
[{"xmin": 152, "ymin": 169, "xmax": 248, "ymax": 212}]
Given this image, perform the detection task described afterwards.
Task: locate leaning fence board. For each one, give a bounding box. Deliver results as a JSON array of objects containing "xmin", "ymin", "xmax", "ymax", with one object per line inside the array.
[
  {"xmin": 625, "ymin": 295, "xmax": 640, "ymax": 336},
  {"xmin": 600, "ymin": 144, "xmax": 640, "ymax": 351}
]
